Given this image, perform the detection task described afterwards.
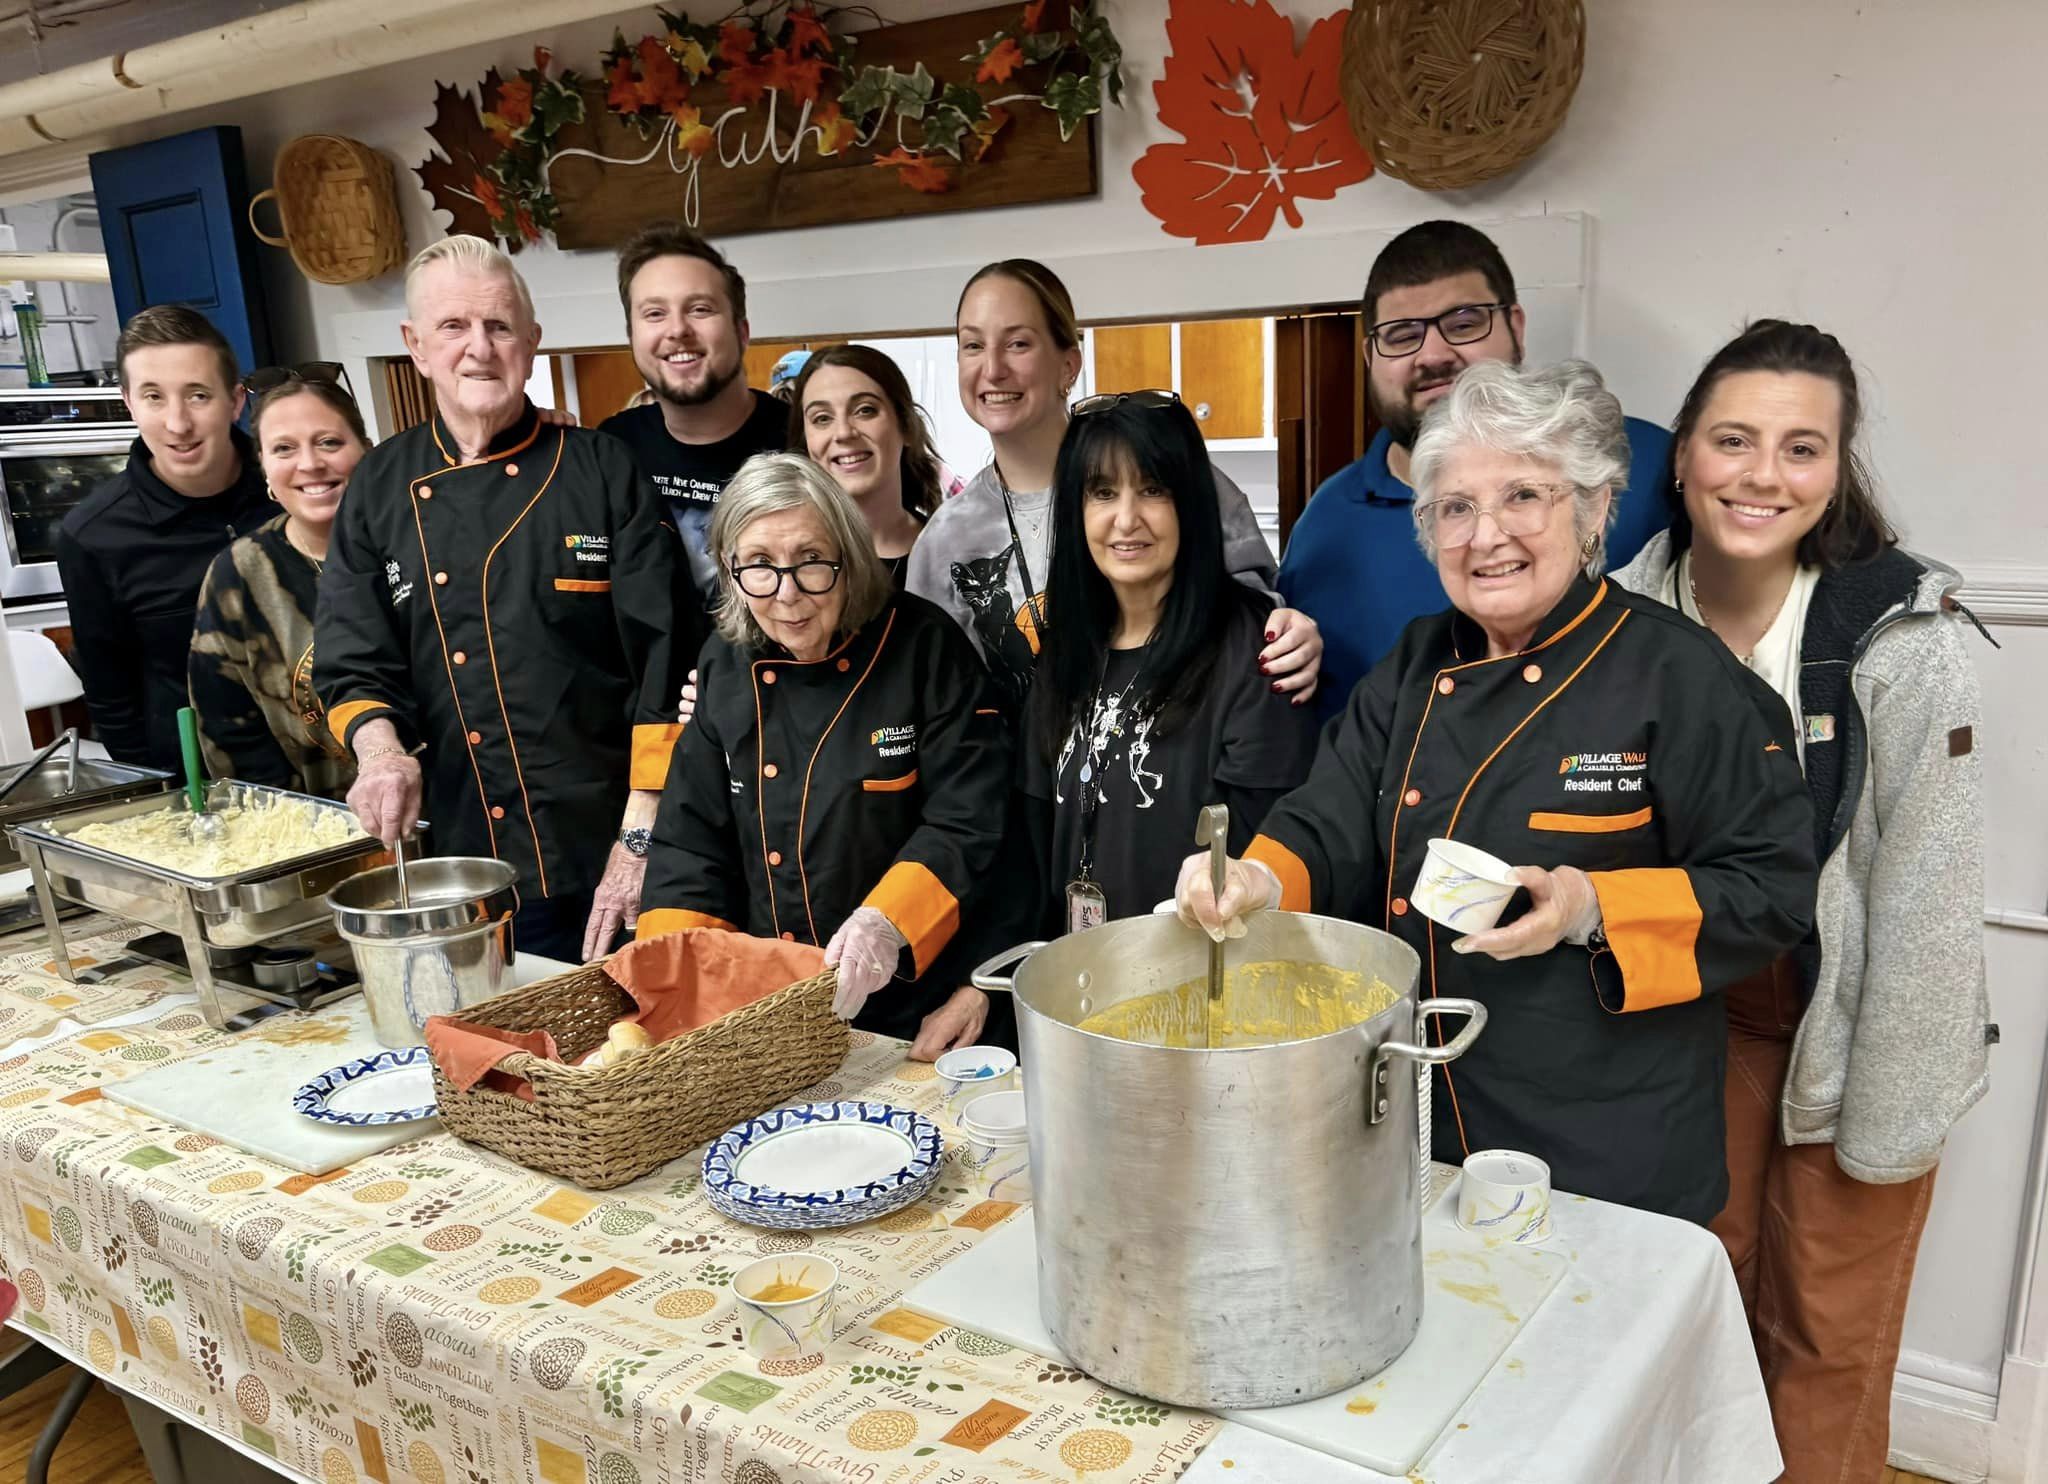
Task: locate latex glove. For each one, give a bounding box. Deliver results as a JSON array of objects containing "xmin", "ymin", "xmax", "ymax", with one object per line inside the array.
[
  {"xmin": 909, "ymin": 987, "xmax": 990, "ymax": 1061},
  {"xmin": 580, "ymin": 842, "xmax": 646, "ymax": 962},
  {"xmin": 1258, "ymin": 607, "xmax": 1323, "ymax": 705},
  {"xmin": 823, "ymin": 906, "xmax": 905, "ymax": 1020},
  {"xmin": 346, "ymin": 746, "xmax": 423, "ymax": 847},
  {"xmin": 1174, "ymin": 852, "xmax": 1281, "ymax": 943},
  {"xmin": 677, "ymin": 668, "xmax": 698, "ymax": 727},
  {"xmin": 1452, "ymin": 865, "xmax": 1602, "ymax": 959}
]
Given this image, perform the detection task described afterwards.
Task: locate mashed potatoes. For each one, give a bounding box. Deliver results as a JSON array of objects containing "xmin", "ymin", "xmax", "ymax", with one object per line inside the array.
[
  {"xmin": 69, "ymin": 794, "xmax": 365, "ymax": 877},
  {"xmin": 1076, "ymin": 960, "xmax": 1402, "ymax": 1048}
]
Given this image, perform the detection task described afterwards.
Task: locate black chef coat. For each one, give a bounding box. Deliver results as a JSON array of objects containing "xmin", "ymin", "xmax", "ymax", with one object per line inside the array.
[
  {"xmin": 315, "ymin": 403, "xmax": 699, "ymax": 900},
  {"xmin": 1248, "ymin": 576, "xmax": 1817, "ymax": 1222},
  {"xmin": 637, "ymin": 592, "xmax": 1012, "ymax": 1042},
  {"xmin": 55, "ymin": 429, "xmax": 272, "ymax": 773}
]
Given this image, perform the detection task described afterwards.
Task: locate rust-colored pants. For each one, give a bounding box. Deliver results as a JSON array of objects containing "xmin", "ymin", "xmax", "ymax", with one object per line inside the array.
[{"xmin": 1709, "ymin": 959, "xmax": 1938, "ymax": 1484}]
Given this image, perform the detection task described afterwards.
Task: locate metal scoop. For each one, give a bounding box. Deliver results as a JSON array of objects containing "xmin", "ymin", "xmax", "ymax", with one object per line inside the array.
[
  {"xmin": 392, "ymin": 830, "xmax": 412, "ymax": 909},
  {"xmin": 1195, "ymin": 803, "xmax": 1229, "ymax": 1048},
  {"xmin": 175, "ymin": 707, "xmax": 224, "ymax": 841}
]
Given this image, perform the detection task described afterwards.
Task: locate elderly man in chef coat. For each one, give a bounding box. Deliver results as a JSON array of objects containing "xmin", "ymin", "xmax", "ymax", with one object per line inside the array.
[{"xmin": 316, "ymin": 235, "xmax": 702, "ymax": 963}]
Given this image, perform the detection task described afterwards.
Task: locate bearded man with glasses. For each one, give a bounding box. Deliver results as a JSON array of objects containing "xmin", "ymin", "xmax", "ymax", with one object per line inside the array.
[{"xmin": 1278, "ymin": 220, "xmax": 1673, "ymax": 717}]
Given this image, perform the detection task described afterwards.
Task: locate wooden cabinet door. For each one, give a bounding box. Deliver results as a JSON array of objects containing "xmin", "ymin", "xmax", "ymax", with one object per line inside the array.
[
  {"xmin": 1091, "ymin": 324, "xmax": 1172, "ymax": 395},
  {"xmin": 1179, "ymin": 318, "xmax": 1265, "ymax": 440}
]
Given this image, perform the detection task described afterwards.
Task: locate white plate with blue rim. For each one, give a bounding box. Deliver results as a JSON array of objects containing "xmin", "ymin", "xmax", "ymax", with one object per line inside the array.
[
  {"xmin": 293, "ymin": 1047, "xmax": 439, "ymax": 1127},
  {"xmin": 703, "ymin": 1100, "xmax": 943, "ymax": 1230}
]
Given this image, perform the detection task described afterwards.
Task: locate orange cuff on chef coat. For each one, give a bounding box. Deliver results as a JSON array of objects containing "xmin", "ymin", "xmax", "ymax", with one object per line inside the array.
[
  {"xmin": 863, "ymin": 861, "xmax": 958, "ymax": 976},
  {"xmin": 630, "ymin": 722, "xmax": 683, "ymax": 790},
  {"xmin": 329, "ymin": 699, "xmax": 389, "ymax": 748},
  {"xmin": 1245, "ymin": 835, "xmax": 1312, "ymax": 913},
  {"xmin": 1587, "ymin": 868, "xmax": 1704, "ymax": 1011},
  {"xmin": 635, "ymin": 907, "xmax": 738, "ymax": 940}
]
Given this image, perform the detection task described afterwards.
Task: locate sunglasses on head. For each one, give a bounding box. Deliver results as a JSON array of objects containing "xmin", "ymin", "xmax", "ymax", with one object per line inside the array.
[
  {"xmin": 243, "ymin": 361, "xmax": 353, "ymax": 397},
  {"xmin": 1070, "ymin": 388, "xmax": 1183, "ymax": 418}
]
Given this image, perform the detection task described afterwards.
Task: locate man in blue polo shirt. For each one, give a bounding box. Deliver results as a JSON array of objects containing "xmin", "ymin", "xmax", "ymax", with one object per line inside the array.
[{"xmin": 1278, "ymin": 221, "xmax": 1671, "ymax": 717}]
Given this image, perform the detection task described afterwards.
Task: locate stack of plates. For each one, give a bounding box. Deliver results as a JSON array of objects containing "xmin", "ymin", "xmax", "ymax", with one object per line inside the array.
[{"xmin": 704, "ymin": 1100, "xmax": 942, "ymax": 1230}]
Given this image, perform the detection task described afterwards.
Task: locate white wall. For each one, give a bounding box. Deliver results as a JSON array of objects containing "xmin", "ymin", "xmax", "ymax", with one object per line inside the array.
[{"xmin": 3, "ymin": 0, "xmax": 2044, "ymax": 1471}]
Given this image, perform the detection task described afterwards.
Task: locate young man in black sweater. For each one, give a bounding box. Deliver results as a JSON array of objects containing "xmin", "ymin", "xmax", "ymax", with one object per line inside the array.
[{"xmin": 55, "ymin": 306, "xmax": 271, "ymax": 774}]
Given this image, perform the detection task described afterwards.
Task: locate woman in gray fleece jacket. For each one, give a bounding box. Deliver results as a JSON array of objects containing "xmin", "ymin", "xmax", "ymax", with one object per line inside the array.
[{"xmin": 1614, "ymin": 320, "xmax": 1994, "ymax": 1484}]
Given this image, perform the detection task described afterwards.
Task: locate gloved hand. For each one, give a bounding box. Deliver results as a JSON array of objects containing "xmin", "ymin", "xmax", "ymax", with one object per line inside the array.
[
  {"xmin": 1174, "ymin": 852, "xmax": 1282, "ymax": 943},
  {"xmin": 823, "ymin": 906, "xmax": 905, "ymax": 1020},
  {"xmin": 1450, "ymin": 864, "xmax": 1602, "ymax": 959}
]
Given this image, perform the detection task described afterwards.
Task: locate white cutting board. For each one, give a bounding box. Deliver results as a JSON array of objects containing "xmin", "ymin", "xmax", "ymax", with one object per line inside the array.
[
  {"xmin": 104, "ymin": 954, "xmax": 577, "ymax": 1175},
  {"xmin": 904, "ymin": 1179, "xmax": 1568, "ymax": 1477}
]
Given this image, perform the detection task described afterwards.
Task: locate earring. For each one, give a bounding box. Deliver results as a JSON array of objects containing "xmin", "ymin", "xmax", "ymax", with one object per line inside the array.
[{"xmin": 1673, "ymin": 478, "xmax": 1684, "ymax": 496}]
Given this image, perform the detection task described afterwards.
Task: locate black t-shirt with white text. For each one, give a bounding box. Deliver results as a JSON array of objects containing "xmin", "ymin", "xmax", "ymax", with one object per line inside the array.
[
  {"xmin": 599, "ymin": 391, "xmax": 788, "ymax": 598},
  {"xmin": 1020, "ymin": 596, "xmax": 1319, "ymax": 925}
]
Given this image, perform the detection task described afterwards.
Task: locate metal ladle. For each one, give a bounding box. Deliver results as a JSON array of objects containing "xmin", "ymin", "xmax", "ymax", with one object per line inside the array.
[
  {"xmin": 174, "ymin": 707, "xmax": 224, "ymax": 841},
  {"xmin": 1195, "ymin": 803, "xmax": 1229, "ymax": 1048},
  {"xmin": 392, "ymin": 831, "xmax": 412, "ymax": 909}
]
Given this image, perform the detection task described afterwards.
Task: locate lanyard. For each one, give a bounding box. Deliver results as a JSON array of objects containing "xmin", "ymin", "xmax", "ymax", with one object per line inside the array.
[{"xmin": 998, "ymin": 483, "xmax": 1049, "ymax": 636}]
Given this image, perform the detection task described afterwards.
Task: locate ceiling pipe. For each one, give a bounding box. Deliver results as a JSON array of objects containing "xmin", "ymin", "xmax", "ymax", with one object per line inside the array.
[
  {"xmin": 0, "ymin": 250, "xmax": 108, "ymax": 280},
  {"xmin": 0, "ymin": 0, "xmax": 639, "ymax": 158}
]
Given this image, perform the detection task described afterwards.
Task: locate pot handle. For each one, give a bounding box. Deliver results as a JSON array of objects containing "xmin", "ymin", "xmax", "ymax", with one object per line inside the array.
[
  {"xmin": 1368, "ymin": 998, "xmax": 1488, "ymax": 1125},
  {"xmin": 969, "ymin": 941, "xmax": 1048, "ymax": 994}
]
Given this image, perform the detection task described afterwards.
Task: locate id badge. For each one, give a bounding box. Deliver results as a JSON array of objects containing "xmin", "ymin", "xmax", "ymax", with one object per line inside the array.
[{"xmin": 1065, "ymin": 877, "xmax": 1108, "ymax": 934}]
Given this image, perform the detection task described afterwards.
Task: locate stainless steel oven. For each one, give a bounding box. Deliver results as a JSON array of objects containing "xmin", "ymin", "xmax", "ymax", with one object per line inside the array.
[{"xmin": 0, "ymin": 387, "xmax": 134, "ymax": 602}]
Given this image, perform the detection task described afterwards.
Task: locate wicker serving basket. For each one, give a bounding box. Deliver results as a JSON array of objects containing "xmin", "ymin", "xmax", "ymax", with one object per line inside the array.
[
  {"xmin": 429, "ymin": 963, "xmax": 849, "ymax": 1190},
  {"xmin": 1342, "ymin": 0, "xmax": 1586, "ymax": 192},
  {"xmin": 248, "ymin": 134, "xmax": 406, "ymax": 285}
]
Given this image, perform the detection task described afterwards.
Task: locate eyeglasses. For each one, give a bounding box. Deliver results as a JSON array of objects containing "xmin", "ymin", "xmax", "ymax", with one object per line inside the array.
[
  {"xmin": 1367, "ymin": 303, "xmax": 1512, "ymax": 358},
  {"xmin": 730, "ymin": 560, "xmax": 843, "ymax": 598},
  {"xmin": 1416, "ymin": 483, "xmax": 1573, "ymax": 548},
  {"xmin": 243, "ymin": 361, "xmax": 354, "ymax": 397},
  {"xmin": 1070, "ymin": 388, "xmax": 1182, "ymax": 418}
]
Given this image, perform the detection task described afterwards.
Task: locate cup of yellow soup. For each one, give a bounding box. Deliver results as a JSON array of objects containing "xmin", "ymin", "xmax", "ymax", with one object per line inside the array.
[{"xmin": 733, "ymin": 1253, "xmax": 839, "ymax": 1368}]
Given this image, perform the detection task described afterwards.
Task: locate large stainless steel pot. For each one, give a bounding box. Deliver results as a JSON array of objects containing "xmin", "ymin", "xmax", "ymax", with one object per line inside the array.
[
  {"xmin": 328, "ymin": 857, "xmax": 518, "ymax": 1048},
  {"xmin": 972, "ymin": 910, "xmax": 1485, "ymax": 1409}
]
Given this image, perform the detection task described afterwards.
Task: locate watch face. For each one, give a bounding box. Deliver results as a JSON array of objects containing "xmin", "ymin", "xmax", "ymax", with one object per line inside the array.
[{"xmin": 621, "ymin": 828, "xmax": 652, "ymax": 857}]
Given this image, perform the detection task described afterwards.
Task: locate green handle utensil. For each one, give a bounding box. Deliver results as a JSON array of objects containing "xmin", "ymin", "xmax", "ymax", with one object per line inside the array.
[{"xmin": 176, "ymin": 708, "xmax": 223, "ymax": 839}]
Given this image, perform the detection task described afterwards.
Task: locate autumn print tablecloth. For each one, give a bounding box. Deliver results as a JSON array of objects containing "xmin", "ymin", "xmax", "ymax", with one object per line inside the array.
[{"xmin": 0, "ymin": 989, "xmax": 1217, "ymax": 1484}]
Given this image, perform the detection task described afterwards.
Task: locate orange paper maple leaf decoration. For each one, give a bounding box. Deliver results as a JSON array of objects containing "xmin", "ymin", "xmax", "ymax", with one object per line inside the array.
[{"xmin": 1133, "ymin": 0, "xmax": 1373, "ymax": 245}]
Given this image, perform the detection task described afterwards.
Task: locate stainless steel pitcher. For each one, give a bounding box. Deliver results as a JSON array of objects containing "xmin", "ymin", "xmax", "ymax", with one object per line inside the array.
[{"xmin": 973, "ymin": 910, "xmax": 1484, "ymax": 1409}]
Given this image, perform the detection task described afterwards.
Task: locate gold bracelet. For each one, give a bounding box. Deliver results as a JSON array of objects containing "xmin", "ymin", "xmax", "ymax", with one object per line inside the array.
[{"xmin": 357, "ymin": 745, "xmax": 413, "ymax": 764}]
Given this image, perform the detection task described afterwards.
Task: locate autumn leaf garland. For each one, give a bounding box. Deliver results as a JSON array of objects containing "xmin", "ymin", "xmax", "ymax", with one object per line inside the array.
[{"xmin": 419, "ymin": 0, "xmax": 1125, "ymax": 245}]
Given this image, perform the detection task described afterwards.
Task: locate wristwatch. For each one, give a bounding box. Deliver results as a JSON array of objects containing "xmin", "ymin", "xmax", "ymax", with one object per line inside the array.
[{"xmin": 620, "ymin": 827, "xmax": 652, "ymax": 858}]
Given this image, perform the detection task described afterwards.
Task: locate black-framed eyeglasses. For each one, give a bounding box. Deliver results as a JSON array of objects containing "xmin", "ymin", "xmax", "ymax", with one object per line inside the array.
[
  {"xmin": 243, "ymin": 361, "xmax": 354, "ymax": 398},
  {"xmin": 1367, "ymin": 303, "xmax": 1512, "ymax": 358},
  {"xmin": 1071, "ymin": 388, "xmax": 1183, "ymax": 418},
  {"xmin": 730, "ymin": 560, "xmax": 843, "ymax": 599}
]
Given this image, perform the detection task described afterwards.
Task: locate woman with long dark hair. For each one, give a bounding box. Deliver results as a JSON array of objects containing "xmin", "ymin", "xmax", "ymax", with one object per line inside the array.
[
  {"xmin": 907, "ymin": 258, "xmax": 1322, "ymax": 714},
  {"xmin": 1019, "ymin": 393, "xmax": 1317, "ymax": 930},
  {"xmin": 1616, "ymin": 320, "xmax": 1993, "ymax": 1482}
]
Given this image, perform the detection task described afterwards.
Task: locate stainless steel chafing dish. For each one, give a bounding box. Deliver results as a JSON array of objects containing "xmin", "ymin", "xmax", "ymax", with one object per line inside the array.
[
  {"xmin": 8, "ymin": 780, "xmax": 394, "ymax": 1028},
  {"xmin": 0, "ymin": 730, "xmax": 173, "ymax": 874}
]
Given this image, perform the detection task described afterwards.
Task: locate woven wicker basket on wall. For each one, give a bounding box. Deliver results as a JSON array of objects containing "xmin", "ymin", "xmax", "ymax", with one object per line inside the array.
[
  {"xmin": 1342, "ymin": 0, "xmax": 1586, "ymax": 192},
  {"xmin": 429, "ymin": 964, "xmax": 850, "ymax": 1190},
  {"xmin": 248, "ymin": 134, "xmax": 406, "ymax": 285}
]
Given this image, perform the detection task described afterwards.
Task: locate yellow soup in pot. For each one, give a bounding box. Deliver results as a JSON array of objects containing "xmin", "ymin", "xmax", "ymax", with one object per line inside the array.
[{"xmin": 1075, "ymin": 960, "xmax": 1401, "ymax": 1048}]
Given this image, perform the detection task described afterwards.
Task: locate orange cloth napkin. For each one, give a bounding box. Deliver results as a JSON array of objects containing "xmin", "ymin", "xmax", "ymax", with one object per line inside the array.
[{"xmin": 424, "ymin": 929, "xmax": 828, "ymax": 1099}]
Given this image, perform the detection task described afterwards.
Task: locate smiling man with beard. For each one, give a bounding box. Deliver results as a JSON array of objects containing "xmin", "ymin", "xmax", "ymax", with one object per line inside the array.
[
  {"xmin": 1277, "ymin": 221, "xmax": 1672, "ymax": 717},
  {"xmin": 597, "ymin": 223, "xmax": 789, "ymax": 603}
]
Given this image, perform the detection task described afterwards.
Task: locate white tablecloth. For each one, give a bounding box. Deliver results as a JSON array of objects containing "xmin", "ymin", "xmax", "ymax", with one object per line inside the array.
[{"xmin": 1181, "ymin": 1170, "xmax": 1782, "ymax": 1484}]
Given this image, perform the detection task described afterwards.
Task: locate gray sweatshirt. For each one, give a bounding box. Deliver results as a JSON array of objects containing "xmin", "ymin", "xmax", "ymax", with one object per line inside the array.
[
  {"xmin": 906, "ymin": 462, "xmax": 1278, "ymax": 708},
  {"xmin": 1615, "ymin": 532, "xmax": 1992, "ymax": 1181}
]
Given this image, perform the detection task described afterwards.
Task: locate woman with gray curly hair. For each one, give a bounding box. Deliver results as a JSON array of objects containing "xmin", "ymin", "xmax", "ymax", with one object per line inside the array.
[
  {"xmin": 1179, "ymin": 360, "xmax": 1820, "ymax": 1221},
  {"xmin": 637, "ymin": 453, "xmax": 1014, "ymax": 1057}
]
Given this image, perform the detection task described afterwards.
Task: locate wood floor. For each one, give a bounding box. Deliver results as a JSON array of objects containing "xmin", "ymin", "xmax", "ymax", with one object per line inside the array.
[{"xmin": 0, "ymin": 1357, "xmax": 1958, "ymax": 1483}]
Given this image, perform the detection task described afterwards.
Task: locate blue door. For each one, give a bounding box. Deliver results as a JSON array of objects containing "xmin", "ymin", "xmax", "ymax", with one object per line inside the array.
[{"xmin": 88, "ymin": 125, "xmax": 274, "ymax": 376}]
